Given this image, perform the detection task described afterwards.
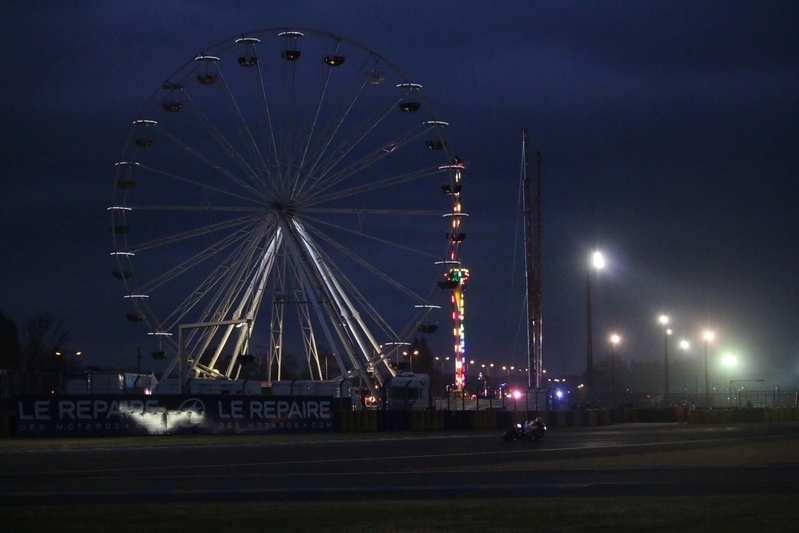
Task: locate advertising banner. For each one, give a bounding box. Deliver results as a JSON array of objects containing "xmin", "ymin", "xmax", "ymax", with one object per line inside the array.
[{"xmin": 13, "ymin": 395, "xmax": 350, "ymax": 437}]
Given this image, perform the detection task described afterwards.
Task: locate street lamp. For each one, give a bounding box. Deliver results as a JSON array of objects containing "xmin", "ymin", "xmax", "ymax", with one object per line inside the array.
[
  {"xmin": 435, "ymin": 356, "xmax": 450, "ymax": 397},
  {"xmin": 610, "ymin": 333, "xmax": 620, "ymax": 407},
  {"xmin": 383, "ymin": 341, "xmax": 410, "ymax": 368},
  {"xmin": 54, "ymin": 349, "xmax": 82, "ymax": 375},
  {"xmin": 586, "ymin": 250, "xmax": 605, "ymax": 401},
  {"xmin": 703, "ymin": 330, "xmax": 714, "ymax": 406},
  {"xmin": 502, "ymin": 365, "xmax": 515, "ymax": 383},
  {"xmin": 659, "ymin": 315, "xmax": 672, "ymax": 405},
  {"xmin": 481, "ymin": 363, "xmax": 495, "ymax": 397},
  {"xmin": 678, "ymin": 339, "xmax": 690, "ymax": 398}
]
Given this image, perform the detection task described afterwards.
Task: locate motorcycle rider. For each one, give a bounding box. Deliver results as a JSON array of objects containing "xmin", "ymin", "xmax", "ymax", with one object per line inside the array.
[{"xmin": 522, "ymin": 419, "xmax": 536, "ymax": 435}]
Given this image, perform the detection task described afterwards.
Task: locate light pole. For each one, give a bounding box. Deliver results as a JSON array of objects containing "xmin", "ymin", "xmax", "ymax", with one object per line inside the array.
[
  {"xmin": 54, "ymin": 349, "xmax": 82, "ymax": 375},
  {"xmin": 678, "ymin": 339, "xmax": 690, "ymax": 401},
  {"xmin": 703, "ymin": 330, "xmax": 714, "ymax": 406},
  {"xmin": 730, "ymin": 379, "xmax": 764, "ymax": 407},
  {"xmin": 610, "ymin": 333, "xmax": 620, "ymax": 407},
  {"xmin": 586, "ymin": 250, "xmax": 605, "ymax": 403},
  {"xmin": 435, "ymin": 356, "xmax": 450, "ymax": 397},
  {"xmin": 468, "ymin": 360, "xmax": 474, "ymax": 389},
  {"xmin": 482, "ymin": 363, "xmax": 494, "ymax": 397},
  {"xmin": 722, "ymin": 354, "xmax": 737, "ymax": 405},
  {"xmin": 383, "ymin": 341, "xmax": 410, "ymax": 369},
  {"xmin": 502, "ymin": 365, "xmax": 514, "ymax": 385},
  {"xmin": 659, "ymin": 315, "xmax": 671, "ymax": 405}
]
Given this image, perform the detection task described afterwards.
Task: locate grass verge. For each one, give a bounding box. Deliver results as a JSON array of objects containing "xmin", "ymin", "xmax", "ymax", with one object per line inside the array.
[{"xmin": 5, "ymin": 495, "xmax": 799, "ymax": 533}]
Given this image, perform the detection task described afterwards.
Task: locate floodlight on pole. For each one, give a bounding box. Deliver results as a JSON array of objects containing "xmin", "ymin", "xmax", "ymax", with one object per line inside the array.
[
  {"xmin": 609, "ymin": 333, "xmax": 620, "ymax": 407},
  {"xmin": 592, "ymin": 251, "xmax": 605, "ymax": 270},
  {"xmin": 703, "ymin": 330, "xmax": 714, "ymax": 406},
  {"xmin": 586, "ymin": 250, "xmax": 605, "ymax": 402},
  {"xmin": 723, "ymin": 354, "xmax": 738, "ymax": 405},
  {"xmin": 659, "ymin": 315, "xmax": 671, "ymax": 405}
]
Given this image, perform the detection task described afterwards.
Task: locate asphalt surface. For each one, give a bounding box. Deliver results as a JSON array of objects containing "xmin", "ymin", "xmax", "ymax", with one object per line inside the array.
[{"xmin": 1, "ymin": 422, "xmax": 797, "ymax": 504}]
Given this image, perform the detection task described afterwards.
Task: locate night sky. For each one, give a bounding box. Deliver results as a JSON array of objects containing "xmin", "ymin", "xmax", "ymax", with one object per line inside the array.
[{"xmin": 1, "ymin": 1, "xmax": 797, "ymax": 389}]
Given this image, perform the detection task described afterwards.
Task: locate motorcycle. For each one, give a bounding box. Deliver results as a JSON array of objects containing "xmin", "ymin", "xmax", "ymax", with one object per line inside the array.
[{"xmin": 503, "ymin": 417, "xmax": 546, "ymax": 442}]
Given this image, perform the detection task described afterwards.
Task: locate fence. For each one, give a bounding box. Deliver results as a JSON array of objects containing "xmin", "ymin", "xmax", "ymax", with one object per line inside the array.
[
  {"xmin": 0, "ymin": 370, "xmax": 59, "ymax": 398},
  {"xmin": 435, "ymin": 388, "xmax": 549, "ymax": 411},
  {"xmin": 2, "ymin": 369, "xmax": 796, "ymax": 412},
  {"xmin": 0, "ymin": 370, "xmax": 157, "ymax": 411},
  {"xmin": 569, "ymin": 389, "xmax": 798, "ymax": 410}
]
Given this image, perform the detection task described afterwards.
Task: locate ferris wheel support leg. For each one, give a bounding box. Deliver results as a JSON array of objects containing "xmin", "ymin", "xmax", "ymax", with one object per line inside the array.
[
  {"xmin": 293, "ymin": 220, "xmax": 394, "ymax": 386},
  {"xmin": 276, "ymin": 218, "xmax": 374, "ymax": 393}
]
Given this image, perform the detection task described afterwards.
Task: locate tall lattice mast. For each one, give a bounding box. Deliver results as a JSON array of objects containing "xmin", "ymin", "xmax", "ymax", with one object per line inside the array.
[{"xmin": 522, "ymin": 130, "xmax": 543, "ymax": 388}]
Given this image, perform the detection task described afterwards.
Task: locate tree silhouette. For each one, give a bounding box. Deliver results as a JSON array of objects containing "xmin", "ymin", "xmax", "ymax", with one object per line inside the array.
[
  {"xmin": 19, "ymin": 314, "xmax": 70, "ymax": 373},
  {"xmin": 406, "ymin": 337, "xmax": 444, "ymax": 393},
  {"xmin": 0, "ymin": 311, "xmax": 21, "ymax": 369}
]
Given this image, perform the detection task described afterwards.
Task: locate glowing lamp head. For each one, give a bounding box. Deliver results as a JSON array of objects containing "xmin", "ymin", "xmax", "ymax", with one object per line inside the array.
[{"xmin": 591, "ymin": 251, "xmax": 605, "ymax": 270}]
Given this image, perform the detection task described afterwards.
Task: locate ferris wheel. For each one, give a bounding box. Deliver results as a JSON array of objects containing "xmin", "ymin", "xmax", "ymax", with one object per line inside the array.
[{"xmin": 109, "ymin": 28, "xmax": 466, "ymax": 397}]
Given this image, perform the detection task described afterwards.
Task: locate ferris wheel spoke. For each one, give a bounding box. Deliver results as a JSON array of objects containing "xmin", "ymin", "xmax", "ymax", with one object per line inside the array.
[
  {"xmin": 303, "ymin": 121, "xmax": 431, "ymax": 200},
  {"xmin": 292, "ymin": 222, "xmax": 399, "ymax": 361},
  {"xmin": 302, "ymin": 214, "xmax": 440, "ymax": 260},
  {"xmin": 151, "ymin": 123, "xmax": 266, "ymax": 201},
  {"xmin": 135, "ymin": 157, "xmax": 263, "ymax": 206},
  {"xmin": 269, "ymin": 57, "xmax": 329, "ymax": 196},
  {"xmin": 294, "ymin": 72, "xmax": 398, "ymax": 196},
  {"xmin": 137, "ymin": 220, "xmax": 264, "ymax": 294},
  {"xmin": 307, "ymin": 165, "xmax": 446, "ymax": 205},
  {"xmin": 159, "ymin": 222, "xmax": 273, "ymax": 331},
  {"xmin": 250, "ymin": 65, "xmax": 284, "ymax": 196},
  {"xmin": 212, "ymin": 67, "xmax": 277, "ymax": 195},
  {"xmin": 293, "ymin": 55, "xmax": 339, "ymax": 189},
  {"xmin": 126, "ymin": 204, "xmax": 264, "ymax": 213},
  {"xmin": 304, "ymin": 208, "xmax": 442, "ymax": 216},
  {"xmin": 177, "ymin": 83, "xmax": 273, "ymax": 197},
  {"xmin": 305, "ymin": 236, "xmax": 406, "ymax": 345},
  {"xmin": 181, "ymin": 224, "xmax": 273, "ymax": 338},
  {"xmin": 125, "ymin": 213, "xmax": 261, "ymax": 253},
  {"xmin": 307, "ymin": 224, "xmax": 428, "ymax": 304}
]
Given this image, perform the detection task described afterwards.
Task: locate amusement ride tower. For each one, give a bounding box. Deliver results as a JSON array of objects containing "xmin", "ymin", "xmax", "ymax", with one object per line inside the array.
[{"xmin": 438, "ymin": 160, "xmax": 468, "ymax": 394}]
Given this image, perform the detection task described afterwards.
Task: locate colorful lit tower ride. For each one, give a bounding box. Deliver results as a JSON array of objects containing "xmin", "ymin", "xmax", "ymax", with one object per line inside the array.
[{"xmin": 438, "ymin": 160, "xmax": 468, "ymax": 394}]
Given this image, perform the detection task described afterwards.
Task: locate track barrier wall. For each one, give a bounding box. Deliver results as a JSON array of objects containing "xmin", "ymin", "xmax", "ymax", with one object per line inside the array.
[
  {"xmin": 334, "ymin": 408, "xmax": 621, "ymax": 432},
  {"xmin": 2, "ymin": 406, "xmax": 797, "ymax": 438},
  {"xmin": 333, "ymin": 406, "xmax": 798, "ymax": 433},
  {"xmin": 0, "ymin": 413, "xmax": 10, "ymax": 437}
]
